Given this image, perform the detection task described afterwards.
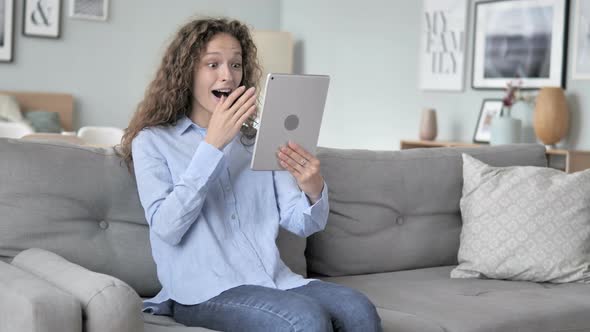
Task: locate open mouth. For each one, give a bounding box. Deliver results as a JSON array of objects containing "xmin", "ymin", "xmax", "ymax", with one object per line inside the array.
[{"xmin": 212, "ymin": 89, "xmax": 232, "ymax": 99}]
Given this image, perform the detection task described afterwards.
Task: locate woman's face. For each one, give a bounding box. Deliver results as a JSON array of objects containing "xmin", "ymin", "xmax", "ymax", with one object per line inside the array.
[{"xmin": 192, "ymin": 33, "xmax": 244, "ymax": 118}]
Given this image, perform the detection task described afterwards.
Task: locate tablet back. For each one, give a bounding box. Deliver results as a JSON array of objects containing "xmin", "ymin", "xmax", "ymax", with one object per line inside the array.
[{"xmin": 251, "ymin": 73, "xmax": 330, "ymax": 170}]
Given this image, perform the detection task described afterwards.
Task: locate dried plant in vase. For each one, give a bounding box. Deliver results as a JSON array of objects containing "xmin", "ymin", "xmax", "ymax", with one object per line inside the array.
[{"xmin": 500, "ymin": 80, "xmax": 535, "ymax": 117}]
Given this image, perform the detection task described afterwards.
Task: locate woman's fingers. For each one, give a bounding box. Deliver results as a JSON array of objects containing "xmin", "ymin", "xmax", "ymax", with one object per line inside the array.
[
  {"xmin": 235, "ymin": 105, "xmax": 257, "ymax": 128},
  {"xmin": 214, "ymin": 95, "xmax": 227, "ymax": 112},
  {"xmin": 231, "ymin": 94, "xmax": 257, "ymax": 122},
  {"xmin": 277, "ymin": 152, "xmax": 302, "ymax": 176},
  {"xmin": 278, "ymin": 149, "xmax": 306, "ymax": 174},
  {"xmin": 221, "ymin": 86, "xmax": 247, "ymax": 110},
  {"xmin": 279, "ymin": 160, "xmax": 302, "ymax": 177},
  {"xmin": 229, "ymin": 87, "xmax": 256, "ymax": 112},
  {"xmin": 280, "ymin": 145, "xmax": 309, "ymax": 169},
  {"xmin": 287, "ymin": 141, "xmax": 317, "ymax": 165}
]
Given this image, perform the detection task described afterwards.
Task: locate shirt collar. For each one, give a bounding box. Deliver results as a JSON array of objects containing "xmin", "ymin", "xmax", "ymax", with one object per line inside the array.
[{"xmin": 175, "ymin": 115, "xmax": 205, "ymax": 136}]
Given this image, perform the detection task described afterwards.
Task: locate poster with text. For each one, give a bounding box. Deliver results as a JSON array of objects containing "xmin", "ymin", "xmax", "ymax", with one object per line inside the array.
[
  {"xmin": 573, "ymin": 0, "xmax": 590, "ymax": 79},
  {"xmin": 419, "ymin": 0, "xmax": 468, "ymax": 91}
]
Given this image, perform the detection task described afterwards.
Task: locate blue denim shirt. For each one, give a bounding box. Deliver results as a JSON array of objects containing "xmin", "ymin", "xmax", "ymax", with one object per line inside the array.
[{"xmin": 132, "ymin": 115, "xmax": 329, "ymax": 315}]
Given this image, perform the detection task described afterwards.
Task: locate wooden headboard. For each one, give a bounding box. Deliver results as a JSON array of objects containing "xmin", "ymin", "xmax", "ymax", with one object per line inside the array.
[{"xmin": 0, "ymin": 91, "xmax": 74, "ymax": 131}]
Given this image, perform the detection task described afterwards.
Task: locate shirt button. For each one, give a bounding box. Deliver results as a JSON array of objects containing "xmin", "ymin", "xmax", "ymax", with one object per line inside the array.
[
  {"xmin": 395, "ymin": 216, "xmax": 404, "ymax": 225},
  {"xmin": 99, "ymin": 220, "xmax": 109, "ymax": 229},
  {"xmin": 231, "ymin": 214, "xmax": 236, "ymax": 220},
  {"xmin": 225, "ymin": 186, "xmax": 231, "ymax": 191}
]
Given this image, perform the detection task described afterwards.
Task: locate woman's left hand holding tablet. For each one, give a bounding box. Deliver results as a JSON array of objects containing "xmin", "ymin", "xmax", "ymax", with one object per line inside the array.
[{"xmin": 277, "ymin": 141, "xmax": 324, "ymax": 204}]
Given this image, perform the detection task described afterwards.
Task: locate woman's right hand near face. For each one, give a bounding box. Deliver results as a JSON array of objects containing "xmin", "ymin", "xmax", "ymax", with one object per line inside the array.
[{"xmin": 205, "ymin": 86, "xmax": 257, "ymax": 150}]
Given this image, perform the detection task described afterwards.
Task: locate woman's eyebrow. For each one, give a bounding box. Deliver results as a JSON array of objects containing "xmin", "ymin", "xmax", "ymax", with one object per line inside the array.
[{"xmin": 203, "ymin": 51, "xmax": 242, "ymax": 56}]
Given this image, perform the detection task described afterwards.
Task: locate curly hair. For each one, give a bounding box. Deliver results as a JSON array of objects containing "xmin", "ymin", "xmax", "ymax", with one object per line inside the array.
[{"xmin": 119, "ymin": 17, "xmax": 262, "ymax": 170}]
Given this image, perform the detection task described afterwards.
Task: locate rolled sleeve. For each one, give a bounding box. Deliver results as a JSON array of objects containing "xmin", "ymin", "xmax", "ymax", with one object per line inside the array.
[
  {"xmin": 273, "ymin": 170, "xmax": 330, "ymax": 237},
  {"xmin": 301, "ymin": 181, "xmax": 329, "ymax": 220}
]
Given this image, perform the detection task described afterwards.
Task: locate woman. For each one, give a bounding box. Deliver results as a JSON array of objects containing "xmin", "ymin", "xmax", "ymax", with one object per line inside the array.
[{"xmin": 119, "ymin": 17, "xmax": 381, "ymax": 332}]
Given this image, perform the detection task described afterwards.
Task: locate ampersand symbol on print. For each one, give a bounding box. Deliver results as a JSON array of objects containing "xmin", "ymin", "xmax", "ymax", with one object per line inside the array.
[{"xmin": 30, "ymin": 0, "xmax": 53, "ymax": 27}]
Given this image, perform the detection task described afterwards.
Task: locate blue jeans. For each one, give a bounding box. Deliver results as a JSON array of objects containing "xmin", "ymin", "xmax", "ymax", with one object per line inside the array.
[{"xmin": 172, "ymin": 280, "xmax": 382, "ymax": 332}]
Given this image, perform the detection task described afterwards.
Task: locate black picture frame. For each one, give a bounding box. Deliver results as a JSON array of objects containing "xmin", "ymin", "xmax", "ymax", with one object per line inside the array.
[
  {"xmin": 473, "ymin": 99, "xmax": 503, "ymax": 143},
  {"xmin": 23, "ymin": 0, "xmax": 62, "ymax": 39},
  {"xmin": 0, "ymin": 0, "xmax": 15, "ymax": 62},
  {"xmin": 471, "ymin": 0, "xmax": 569, "ymax": 90}
]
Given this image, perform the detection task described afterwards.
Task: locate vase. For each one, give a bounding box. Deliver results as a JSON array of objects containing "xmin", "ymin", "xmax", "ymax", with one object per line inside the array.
[
  {"xmin": 419, "ymin": 108, "xmax": 437, "ymax": 141},
  {"xmin": 490, "ymin": 112, "xmax": 522, "ymax": 145},
  {"xmin": 510, "ymin": 102, "xmax": 536, "ymax": 143},
  {"xmin": 534, "ymin": 87, "xmax": 569, "ymax": 147}
]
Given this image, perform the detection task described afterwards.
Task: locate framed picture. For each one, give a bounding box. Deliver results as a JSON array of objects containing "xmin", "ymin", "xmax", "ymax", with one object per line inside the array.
[
  {"xmin": 0, "ymin": 0, "xmax": 14, "ymax": 62},
  {"xmin": 572, "ymin": 0, "xmax": 590, "ymax": 79},
  {"xmin": 23, "ymin": 0, "xmax": 61, "ymax": 38},
  {"xmin": 472, "ymin": 0, "xmax": 569, "ymax": 89},
  {"xmin": 419, "ymin": 0, "xmax": 468, "ymax": 91},
  {"xmin": 473, "ymin": 99, "xmax": 503, "ymax": 143},
  {"xmin": 69, "ymin": 0, "xmax": 109, "ymax": 21}
]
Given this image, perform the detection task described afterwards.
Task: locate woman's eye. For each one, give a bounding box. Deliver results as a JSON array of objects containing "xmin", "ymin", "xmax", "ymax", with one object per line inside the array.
[
  {"xmin": 232, "ymin": 63, "xmax": 242, "ymax": 69},
  {"xmin": 208, "ymin": 63, "xmax": 218, "ymax": 68}
]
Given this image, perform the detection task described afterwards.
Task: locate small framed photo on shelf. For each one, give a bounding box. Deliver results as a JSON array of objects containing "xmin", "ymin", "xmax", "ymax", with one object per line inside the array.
[
  {"xmin": 23, "ymin": 0, "xmax": 61, "ymax": 38},
  {"xmin": 572, "ymin": 0, "xmax": 590, "ymax": 79},
  {"xmin": 69, "ymin": 0, "xmax": 109, "ymax": 21},
  {"xmin": 473, "ymin": 99, "xmax": 503, "ymax": 143},
  {"xmin": 0, "ymin": 0, "xmax": 15, "ymax": 62},
  {"xmin": 472, "ymin": 0, "xmax": 569, "ymax": 89}
]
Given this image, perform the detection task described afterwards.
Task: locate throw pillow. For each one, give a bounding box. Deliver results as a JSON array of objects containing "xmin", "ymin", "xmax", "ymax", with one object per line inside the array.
[
  {"xmin": 0, "ymin": 94, "xmax": 23, "ymax": 122},
  {"xmin": 451, "ymin": 154, "xmax": 590, "ymax": 283},
  {"xmin": 23, "ymin": 111, "xmax": 62, "ymax": 133}
]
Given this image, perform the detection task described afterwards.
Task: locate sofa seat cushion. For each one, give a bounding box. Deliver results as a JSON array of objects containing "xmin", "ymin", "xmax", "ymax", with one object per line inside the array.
[{"xmin": 321, "ymin": 266, "xmax": 590, "ymax": 332}]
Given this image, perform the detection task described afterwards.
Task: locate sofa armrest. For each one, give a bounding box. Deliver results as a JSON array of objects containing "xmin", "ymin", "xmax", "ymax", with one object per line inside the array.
[
  {"xmin": 12, "ymin": 248, "xmax": 143, "ymax": 332},
  {"xmin": 0, "ymin": 260, "xmax": 82, "ymax": 332}
]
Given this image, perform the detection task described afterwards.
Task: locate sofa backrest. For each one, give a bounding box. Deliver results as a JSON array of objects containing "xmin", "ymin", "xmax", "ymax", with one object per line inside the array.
[
  {"xmin": 0, "ymin": 138, "xmax": 305, "ymax": 297},
  {"xmin": 308, "ymin": 144, "xmax": 547, "ymax": 276}
]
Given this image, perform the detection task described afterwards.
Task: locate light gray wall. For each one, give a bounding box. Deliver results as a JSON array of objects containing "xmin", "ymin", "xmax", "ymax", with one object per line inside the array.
[
  {"xmin": 282, "ymin": 0, "xmax": 590, "ymax": 150},
  {"xmin": 0, "ymin": 0, "xmax": 280, "ymax": 129},
  {"xmin": 3, "ymin": 0, "xmax": 588, "ymax": 150}
]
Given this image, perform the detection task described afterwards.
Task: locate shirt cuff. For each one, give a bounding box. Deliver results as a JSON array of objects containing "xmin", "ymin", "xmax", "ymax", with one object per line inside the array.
[{"xmin": 301, "ymin": 181, "xmax": 329, "ymax": 215}]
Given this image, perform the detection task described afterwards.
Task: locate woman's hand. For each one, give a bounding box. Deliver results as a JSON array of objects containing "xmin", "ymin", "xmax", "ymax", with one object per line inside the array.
[
  {"xmin": 205, "ymin": 86, "xmax": 257, "ymax": 150},
  {"xmin": 277, "ymin": 141, "xmax": 324, "ymax": 204}
]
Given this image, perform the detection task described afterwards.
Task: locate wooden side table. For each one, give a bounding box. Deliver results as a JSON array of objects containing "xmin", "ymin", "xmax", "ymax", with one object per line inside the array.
[{"xmin": 400, "ymin": 139, "xmax": 590, "ymax": 173}]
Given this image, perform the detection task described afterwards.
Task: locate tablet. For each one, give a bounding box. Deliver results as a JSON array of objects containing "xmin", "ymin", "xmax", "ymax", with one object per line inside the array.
[{"xmin": 250, "ymin": 73, "xmax": 330, "ymax": 170}]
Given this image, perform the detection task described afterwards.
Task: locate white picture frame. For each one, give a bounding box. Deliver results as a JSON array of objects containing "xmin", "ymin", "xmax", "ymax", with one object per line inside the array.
[
  {"xmin": 0, "ymin": 0, "xmax": 14, "ymax": 62},
  {"xmin": 69, "ymin": 0, "xmax": 109, "ymax": 21},
  {"xmin": 472, "ymin": 0, "xmax": 568, "ymax": 89},
  {"xmin": 572, "ymin": 0, "xmax": 590, "ymax": 80},
  {"xmin": 23, "ymin": 0, "xmax": 61, "ymax": 38},
  {"xmin": 419, "ymin": 0, "xmax": 468, "ymax": 91},
  {"xmin": 473, "ymin": 99, "xmax": 503, "ymax": 143}
]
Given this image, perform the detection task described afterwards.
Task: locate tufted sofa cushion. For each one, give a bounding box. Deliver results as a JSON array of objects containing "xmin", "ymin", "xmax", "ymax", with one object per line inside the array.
[
  {"xmin": 0, "ymin": 138, "xmax": 307, "ymax": 297},
  {"xmin": 0, "ymin": 138, "xmax": 161, "ymax": 296},
  {"xmin": 309, "ymin": 144, "xmax": 548, "ymax": 276}
]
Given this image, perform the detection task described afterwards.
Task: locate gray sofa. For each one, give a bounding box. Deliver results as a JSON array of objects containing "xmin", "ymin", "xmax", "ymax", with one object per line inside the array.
[{"xmin": 1, "ymin": 137, "xmax": 589, "ymax": 332}]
